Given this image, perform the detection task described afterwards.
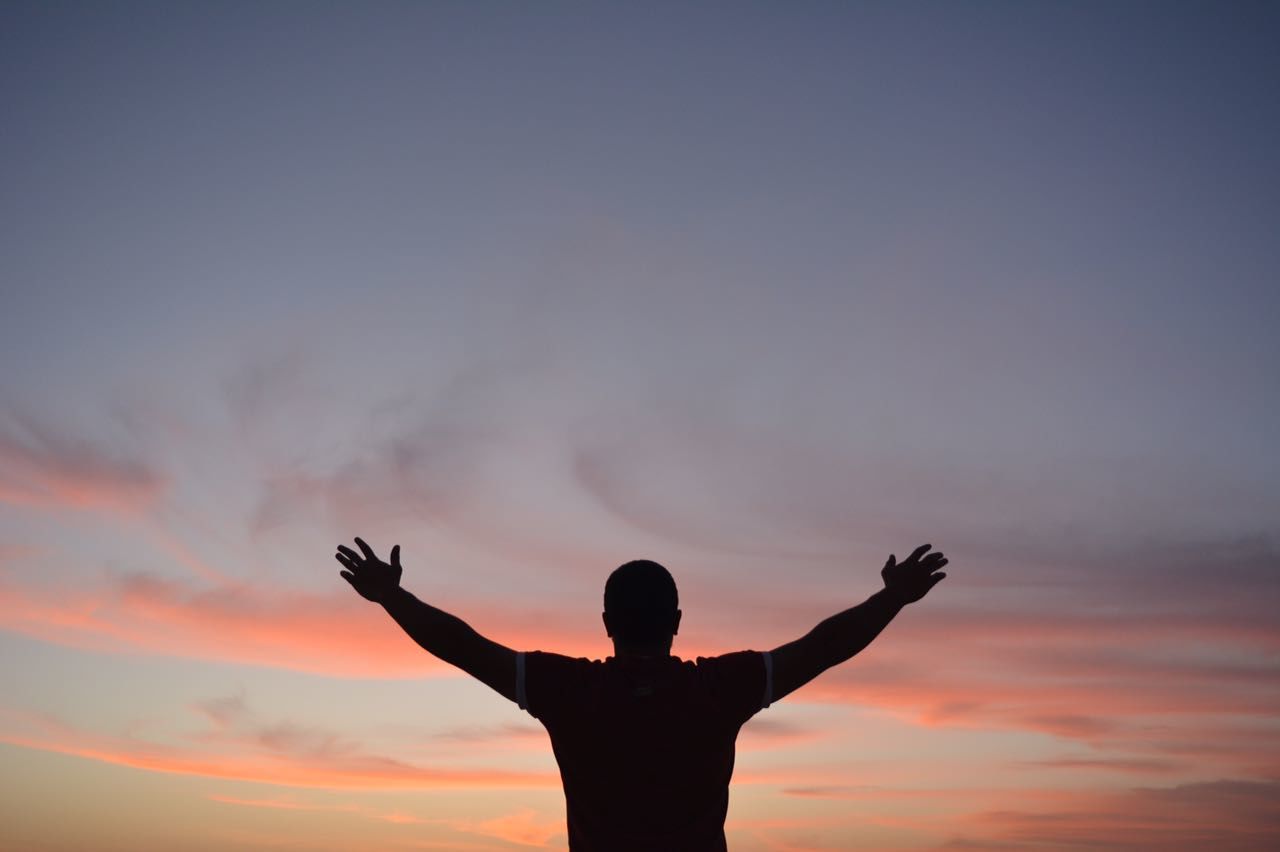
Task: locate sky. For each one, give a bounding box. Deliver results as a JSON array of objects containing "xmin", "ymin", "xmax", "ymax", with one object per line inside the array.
[{"xmin": 1, "ymin": 1, "xmax": 1278, "ymax": 849}]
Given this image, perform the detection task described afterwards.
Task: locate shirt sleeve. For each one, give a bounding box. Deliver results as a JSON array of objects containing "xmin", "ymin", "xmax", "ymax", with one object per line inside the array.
[
  {"xmin": 517, "ymin": 650, "xmax": 597, "ymax": 721},
  {"xmin": 695, "ymin": 650, "xmax": 772, "ymax": 726}
]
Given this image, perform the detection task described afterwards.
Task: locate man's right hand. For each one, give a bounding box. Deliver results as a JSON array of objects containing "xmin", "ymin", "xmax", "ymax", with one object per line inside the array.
[
  {"xmin": 335, "ymin": 536, "xmax": 403, "ymax": 604},
  {"xmin": 881, "ymin": 543, "xmax": 947, "ymax": 606}
]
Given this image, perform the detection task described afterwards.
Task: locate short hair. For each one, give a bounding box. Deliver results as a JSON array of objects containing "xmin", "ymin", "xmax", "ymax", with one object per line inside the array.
[{"xmin": 603, "ymin": 559, "xmax": 679, "ymax": 643}]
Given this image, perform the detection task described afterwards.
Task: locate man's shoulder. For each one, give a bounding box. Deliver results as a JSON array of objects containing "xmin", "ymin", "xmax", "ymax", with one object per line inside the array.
[
  {"xmin": 526, "ymin": 650, "xmax": 602, "ymax": 664},
  {"xmin": 524, "ymin": 650, "xmax": 603, "ymax": 677},
  {"xmin": 691, "ymin": 649, "xmax": 765, "ymax": 668},
  {"xmin": 690, "ymin": 650, "xmax": 772, "ymax": 716},
  {"xmin": 519, "ymin": 651, "xmax": 604, "ymax": 715}
]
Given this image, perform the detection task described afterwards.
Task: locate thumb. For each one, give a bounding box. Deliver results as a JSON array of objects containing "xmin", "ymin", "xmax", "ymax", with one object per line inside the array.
[
  {"xmin": 391, "ymin": 544, "xmax": 401, "ymax": 568},
  {"xmin": 885, "ymin": 554, "xmax": 896, "ymax": 569}
]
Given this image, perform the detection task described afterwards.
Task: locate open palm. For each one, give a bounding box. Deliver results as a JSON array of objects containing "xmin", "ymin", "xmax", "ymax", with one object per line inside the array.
[
  {"xmin": 881, "ymin": 543, "xmax": 947, "ymax": 605},
  {"xmin": 335, "ymin": 537, "xmax": 402, "ymax": 603}
]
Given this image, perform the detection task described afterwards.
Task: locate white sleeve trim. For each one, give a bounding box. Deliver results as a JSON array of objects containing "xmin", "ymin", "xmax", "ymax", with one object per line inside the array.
[
  {"xmin": 761, "ymin": 650, "xmax": 773, "ymax": 711},
  {"xmin": 516, "ymin": 651, "xmax": 528, "ymax": 711}
]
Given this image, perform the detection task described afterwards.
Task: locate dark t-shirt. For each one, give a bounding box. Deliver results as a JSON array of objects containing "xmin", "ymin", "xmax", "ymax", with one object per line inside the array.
[{"xmin": 517, "ymin": 649, "xmax": 773, "ymax": 851}]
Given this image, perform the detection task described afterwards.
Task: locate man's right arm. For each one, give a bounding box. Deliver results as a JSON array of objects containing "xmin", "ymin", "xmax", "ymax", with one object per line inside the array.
[
  {"xmin": 336, "ymin": 537, "xmax": 518, "ymax": 704},
  {"xmin": 378, "ymin": 585, "xmax": 518, "ymax": 703},
  {"xmin": 769, "ymin": 544, "xmax": 947, "ymax": 703}
]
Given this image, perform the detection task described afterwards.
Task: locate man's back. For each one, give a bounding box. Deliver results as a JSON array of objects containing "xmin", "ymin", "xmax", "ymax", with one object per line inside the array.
[{"xmin": 518, "ymin": 650, "xmax": 771, "ymax": 851}]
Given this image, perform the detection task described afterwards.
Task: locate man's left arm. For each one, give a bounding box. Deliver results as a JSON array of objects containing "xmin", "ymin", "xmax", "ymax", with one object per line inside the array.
[
  {"xmin": 336, "ymin": 537, "xmax": 517, "ymax": 704},
  {"xmin": 769, "ymin": 543, "xmax": 947, "ymax": 703}
]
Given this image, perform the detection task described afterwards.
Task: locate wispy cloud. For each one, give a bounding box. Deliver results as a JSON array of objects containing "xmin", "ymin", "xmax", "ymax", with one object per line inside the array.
[
  {"xmin": 211, "ymin": 795, "xmax": 563, "ymax": 848},
  {"xmin": 2, "ymin": 539, "xmax": 1275, "ymax": 784},
  {"xmin": 209, "ymin": 793, "xmax": 428, "ymax": 824},
  {"xmin": 1015, "ymin": 755, "xmax": 1185, "ymax": 774},
  {"xmin": 431, "ymin": 721, "xmax": 545, "ymax": 745},
  {"xmin": 462, "ymin": 808, "xmax": 564, "ymax": 848},
  {"xmin": 234, "ymin": 349, "xmax": 539, "ymax": 538},
  {"xmin": 739, "ymin": 717, "xmax": 826, "ymax": 751},
  {"xmin": 0, "ymin": 708, "xmax": 555, "ymax": 791},
  {"xmin": 0, "ymin": 570, "xmax": 597, "ymax": 677},
  {"xmin": 946, "ymin": 779, "xmax": 1280, "ymax": 850},
  {"xmin": 0, "ymin": 412, "xmax": 163, "ymax": 512}
]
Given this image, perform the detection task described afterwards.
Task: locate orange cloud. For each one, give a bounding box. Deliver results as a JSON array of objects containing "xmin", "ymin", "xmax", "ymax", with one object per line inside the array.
[
  {"xmin": 1, "ymin": 712, "xmax": 556, "ymax": 791},
  {"xmin": 4, "ymin": 564, "xmax": 1276, "ymax": 785},
  {"xmin": 782, "ymin": 598, "xmax": 1280, "ymax": 746},
  {"xmin": 211, "ymin": 795, "xmax": 563, "ymax": 848},
  {"xmin": 0, "ymin": 570, "xmax": 607, "ymax": 678},
  {"xmin": 737, "ymin": 717, "xmax": 827, "ymax": 752},
  {"xmin": 0, "ymin": 565, "xmax": 760, "ymax": 679},
  {"xmin": 209, "ymin": 794, "xmax": 429, "ymax": 824},
  {"xmin": 796, "ymin": 662, "xmax": 1280, "ymax": 777},
  {"xmin": 210, "ymin": 794, "xmax": 326, "ymax": 811},
  {"xmin": 2, "ymin": 545, "xmax": 1275, "ymax": 786},
  {"xmin": 463, "ymin": 808, "xmax": 564, "ymax": 848}
]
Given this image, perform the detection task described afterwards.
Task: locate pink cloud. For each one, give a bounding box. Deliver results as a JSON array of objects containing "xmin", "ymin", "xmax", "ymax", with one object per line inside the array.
[
  {"xmin": 211, "ymin": 795, "xmax": 563, "ymax": 848},
  {"xmin": 0, "ymin": 564, "xmax": 764, "ymax": 679},
  {"xmin": 738, "ymin": 717, "xmax": 827, "ymax": 751},
  {"xmin": 947, "ymin": 779, "xmax": 1280, "ymax": 850},
  {"xmin": 742, "ymin": 780, "xmax": 1280, "ymax": 849},
  {"xmin": 209, "ymin": 794, "xmax": 429, "ymax": 824},
  {"xmin": 810, "ymin": 660, "xmax": 1276, "ymax": 724},
  {"xmin": 463, "ymin": 808, "xmax": 564, "ymax": 848},
  {"xmin": 0, "ymin": 416, "xmax": 162, "ymax": 512},
  {"xmin": 1, "ymin": 710, "xmax": 555, "ymax": 791},
  {"xmin": 1, "ymin": 539, "xmax": 1275, "ymax": 785},
  {"xmin": 0, "ymin": 570, "xmax": 603, "ymax": 678},
  {"xmin": 781, "ymin": 596, "xmax": 1280, "ymax": 759}
]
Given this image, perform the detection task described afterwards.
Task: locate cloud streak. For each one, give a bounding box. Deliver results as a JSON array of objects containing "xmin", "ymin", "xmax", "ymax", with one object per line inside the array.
[
  {"xmin": 0, "ymin": 709, "xmax": 555, "ymax": 791},
  {"xmin": 946, "ymin": 779, "xmax": 1280, "ymax": 850},
  {"xmin": 211, "ymin": 795, "xmax": 564, "ymax": 848},
  {"xmin": 0, "ymin": 413, "xmax": 163, "ymax": 512},
  {"xmin": 1, "ymin": 547, "xmax": 1275, "ymax": 782},
  {"xmin": 0, "ymin": 570, "xmax": 604, "ymax": 677}
]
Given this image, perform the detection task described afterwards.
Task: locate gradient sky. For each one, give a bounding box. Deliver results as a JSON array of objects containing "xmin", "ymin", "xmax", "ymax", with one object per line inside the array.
[{"xmin": 2, "ymin": 2, "xmax": 1278, "ymax": 850}]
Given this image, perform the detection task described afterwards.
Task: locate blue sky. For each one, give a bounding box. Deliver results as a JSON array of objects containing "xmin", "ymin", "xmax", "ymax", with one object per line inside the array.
[{"xmin": 2, "ymin": 2, "xmax": 1278, "ymax": 849}]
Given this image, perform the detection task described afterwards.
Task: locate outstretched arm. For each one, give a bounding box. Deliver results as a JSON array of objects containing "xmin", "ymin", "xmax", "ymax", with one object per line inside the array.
[
  {"xmin": 769, "ymin": 543, "xmax": 947, "ymax": 703},
  {"xmin": 335, "ymin": 537, "xmax": 517, "ymax": 703}
]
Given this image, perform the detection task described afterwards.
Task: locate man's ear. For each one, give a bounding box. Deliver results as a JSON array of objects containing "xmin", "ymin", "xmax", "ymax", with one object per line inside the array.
[
  {"xmin": 672, "ymin": 609, "xmax": 682, "ymax": 636},
  {"xmin": 602, "ymin": 611, "xmax": 613, "ymax": 638}
]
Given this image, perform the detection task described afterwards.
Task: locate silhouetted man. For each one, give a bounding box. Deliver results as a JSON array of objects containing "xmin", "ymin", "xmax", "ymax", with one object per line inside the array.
[{"xmin": 336, "ymin": 537, "xmax": 947, "ymax": 851}]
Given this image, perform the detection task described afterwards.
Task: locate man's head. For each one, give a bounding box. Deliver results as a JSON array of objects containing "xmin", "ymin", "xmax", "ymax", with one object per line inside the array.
[{"xmin": 602, "ymin": 559, "xmax": 681, "ymax": 651}]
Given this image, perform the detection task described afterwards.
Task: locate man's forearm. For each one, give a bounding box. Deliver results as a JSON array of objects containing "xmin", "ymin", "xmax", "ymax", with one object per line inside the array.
[
  {"xmin": 379, "ymin": 586, "xmax": 481, "ymax": 667},
  {"xmin": 805, "ymin": 588, "xmax": 906, "ymax": 669}
]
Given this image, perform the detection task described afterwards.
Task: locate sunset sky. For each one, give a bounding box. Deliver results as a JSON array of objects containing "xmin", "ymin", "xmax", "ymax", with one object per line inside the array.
[{"xmin": 2, "ymin": 2, "xmax": 1278, "ymax": 849}]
